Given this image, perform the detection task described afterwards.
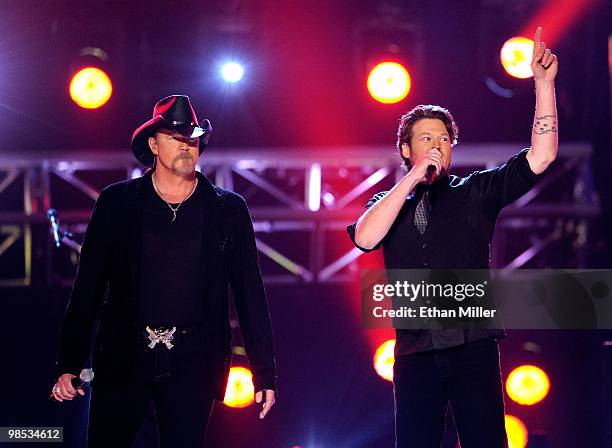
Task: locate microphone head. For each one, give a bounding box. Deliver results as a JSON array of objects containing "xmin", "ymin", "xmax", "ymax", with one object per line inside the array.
[
  {"xmin": 79, "ymin": 368, "xmax": 95, "ymax": 383},
  {"xmin": 425, "ymin": 165, "xmax": 436, "ymax": 183},
  {"xmin": 47, "ymin": 208, "xmax": 58, "ymax": 218}
]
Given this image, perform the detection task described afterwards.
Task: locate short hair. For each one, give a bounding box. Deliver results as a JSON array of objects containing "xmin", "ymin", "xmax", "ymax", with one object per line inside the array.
[{"xmin": 396, "ymin": 105, "xmax": 459, "ymax": 170}]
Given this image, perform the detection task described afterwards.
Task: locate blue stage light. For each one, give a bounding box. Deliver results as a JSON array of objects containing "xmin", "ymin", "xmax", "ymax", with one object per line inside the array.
[{"xmin": 221, "ymin": 62, "xmax": 244, "ymax": 83}]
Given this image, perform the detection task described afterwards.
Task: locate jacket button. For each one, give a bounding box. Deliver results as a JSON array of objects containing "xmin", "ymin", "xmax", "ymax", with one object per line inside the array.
[{"xmin": 422, "ymin": 261, "xmax": 429, "ymax": 267}]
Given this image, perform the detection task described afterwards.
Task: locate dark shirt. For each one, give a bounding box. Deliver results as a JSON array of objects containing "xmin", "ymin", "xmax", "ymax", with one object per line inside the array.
[
  {"xmin": 137, "ymin": 176, "xmax": 204, "ymax": 327},
  {"xmin": 347, "ymin": 148, "xmax": 541, "ymax": 356}
]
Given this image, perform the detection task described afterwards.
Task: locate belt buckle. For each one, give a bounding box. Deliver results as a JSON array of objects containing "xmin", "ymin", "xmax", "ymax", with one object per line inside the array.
[{"xmin": 145, "ymin": 326, "xmax": 176, "ymax": 350}]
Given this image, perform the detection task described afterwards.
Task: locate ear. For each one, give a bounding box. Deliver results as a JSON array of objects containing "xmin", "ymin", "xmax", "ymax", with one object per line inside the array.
[
  {"xmin": 401, "ymin": 143, "xmax": 411, "ymax": 159},
  {"xmin": 148, "ymin": 136, "xmax": 158, "ymax": 156}
]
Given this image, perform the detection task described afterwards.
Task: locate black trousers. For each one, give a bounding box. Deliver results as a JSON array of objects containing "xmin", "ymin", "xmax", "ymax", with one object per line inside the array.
[
  {"xmin": 87, "ymin": 331, "xmax": 213, "ymax": 448},
  {"xmin": 393, "ymin": 337, "xmax": 508, "ymax": 448}
]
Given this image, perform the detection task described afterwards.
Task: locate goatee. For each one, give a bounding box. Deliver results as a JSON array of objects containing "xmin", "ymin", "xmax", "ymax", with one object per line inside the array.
[{"xmin": 172, "ymin": 157, "xmax": 195, "ymax": 175}]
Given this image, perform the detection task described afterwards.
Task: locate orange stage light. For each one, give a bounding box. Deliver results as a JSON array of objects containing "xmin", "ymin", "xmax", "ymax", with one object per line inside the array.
[
  {"xmin": 223, "ymin": 366, "xmax": 255, "ymax": 408},
  {"xmin": 367, "ymin": 62, "xmax": 411, "ymax": 104},
  {"xmin": 69, "ymin": 67, "xmax": 112, "ymax": 109},
  {"xmin": 373, "ymin": 339, "xmax": 395, "ymax": 382},
  {"xmin": 506, "ymin": 364, "xmax": 550, "ymax": 405}
]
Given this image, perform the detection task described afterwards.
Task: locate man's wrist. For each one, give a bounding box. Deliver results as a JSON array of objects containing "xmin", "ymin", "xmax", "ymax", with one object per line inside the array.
[
  {"xmin": 534, "ymin": 79, "xmax": 554, "ymax": 89},
  {"xmin": 401, "ymin": 170, "xmax": 420, "ymax": 192}
]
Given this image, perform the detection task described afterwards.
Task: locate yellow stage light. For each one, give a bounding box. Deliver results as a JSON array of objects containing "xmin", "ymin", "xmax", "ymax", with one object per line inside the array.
[
  {"xmin": 69, "ymin": 67, "xmax": 112, "ymax": 109},
  {"xmin": 223, "ymin": 366, "xmax": 254, "ymax": 408},
  {"xmin": 373, "ymin": 339, "xmax": 395, "ymax": 382},
  {"xmin": 367, "ymin": 62, "xmax": 411, "ymax": 104},
  {"xmin": 506, "ymin": 364, "xmax": 550, "ymax": 405},
  {"xmin": 505, "ymin": 414, "xmax": 528, "ymax": 448},
  {"xmin": 500, "ymin": 37, "xmax": 534, "ymax": 79}
]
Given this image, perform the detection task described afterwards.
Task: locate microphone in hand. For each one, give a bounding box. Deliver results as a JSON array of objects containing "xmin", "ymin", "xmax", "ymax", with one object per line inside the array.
[
  {"xmin": 71, "ymin": 368, "xmax": 95, "ymax": 389},
  {"xmin": 425, "ymin": 165, "xmax": 436, "ymax": 183}
]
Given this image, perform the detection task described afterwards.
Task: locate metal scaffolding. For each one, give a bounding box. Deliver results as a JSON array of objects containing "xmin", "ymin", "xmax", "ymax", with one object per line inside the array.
[{"xmin": 0, "ymin": 143, "xmax": 600, "ymax": 286}]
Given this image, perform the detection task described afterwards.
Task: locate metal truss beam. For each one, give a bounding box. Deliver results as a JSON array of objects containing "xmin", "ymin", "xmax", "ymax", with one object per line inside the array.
[{"xmin": 0, "ymin": 143, "xmax": 600, "ymax": 285}]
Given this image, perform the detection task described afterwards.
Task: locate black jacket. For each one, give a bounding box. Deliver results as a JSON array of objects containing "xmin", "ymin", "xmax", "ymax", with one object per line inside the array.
[{"xmin": 56, "ymin": 170, "xmax": 277, "ymax": 400}]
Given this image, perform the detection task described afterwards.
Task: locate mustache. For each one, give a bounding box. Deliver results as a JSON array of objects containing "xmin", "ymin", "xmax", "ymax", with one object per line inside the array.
[{"xmin": 175, "ymin": 153, "xmax": 194, "ymax": 161}]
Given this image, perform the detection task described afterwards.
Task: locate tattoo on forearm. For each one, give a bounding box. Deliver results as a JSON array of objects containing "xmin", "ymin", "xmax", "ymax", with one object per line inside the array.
[{"xmin": 533, "ymin": 115, "xmax": 557, "ymax": 135}]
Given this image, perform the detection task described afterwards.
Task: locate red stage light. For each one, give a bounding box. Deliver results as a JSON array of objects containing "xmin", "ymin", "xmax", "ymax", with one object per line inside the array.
[
  {"xmin": 69, "ymin": 67, "xmax": 112, "ymax": 109},
  {"xmin": 367, "ymin": 62, "xmax": 411, "ymax": 104}
]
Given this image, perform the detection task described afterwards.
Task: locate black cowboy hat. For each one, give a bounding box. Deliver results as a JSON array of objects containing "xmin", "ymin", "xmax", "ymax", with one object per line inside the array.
[{"xmin": 131, "ymin": 95, "xmax": 212, "ymax": 166}]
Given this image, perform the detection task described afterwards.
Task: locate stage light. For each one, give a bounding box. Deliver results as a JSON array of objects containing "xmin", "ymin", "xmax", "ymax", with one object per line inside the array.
[
  {"xmin": 373, "ymin": 339, "xmax": 395, "ymax": 382},
  {"xmin": 69, "ymin": 67, "xmax": 112, "ymax": 109},
  {"xmin": 322, "ymin": 191, "xmax": 335, "ymax": 206},
  {"xmin": 367, "ymin": 62, "xmax": 411, "ymax": 104},
  {"xmin": 505, "ymin": 414, "xmax": 528, "ymax": 448},
  {"xmin": 506, "ymin": 364, "xmax": 550, "ymax": 405},
  {"xmin": 307, "ymin": 163, "xmax": 321, "ymax": 211},
  {"xmin": 221, "ymin": 62, "xmax": 244, "ymax": 83},
  {"xmin": 223, "ymin": 366, "xmax": 254, "ymax": 408},
  {"xmin": 500, "ymin": 37, "xmax": 534, "ymax": 79},
  {"xmin": 130, "ymin": 168, "xmax": 142, "ymax": 179}
]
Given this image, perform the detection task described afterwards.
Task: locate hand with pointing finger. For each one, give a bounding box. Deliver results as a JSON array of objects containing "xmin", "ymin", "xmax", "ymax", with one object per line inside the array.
[{"xmin": 531, "ymin": 26, "xmax": 558, "ymax": 82}]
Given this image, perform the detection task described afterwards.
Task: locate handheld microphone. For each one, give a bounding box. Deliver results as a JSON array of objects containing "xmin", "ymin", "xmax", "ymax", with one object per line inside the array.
[
  {"xmin": 50, "ymin": 368, "xmax": 94, "ymax": 401},
  {"xmin": 71, "ymin": 368, "xmax": 95, "ymax": 389},
  {"xmin": 47, "ymin": 209, "xmax": 61, "ymax": 248},
  {"xmin": 425, "ymin": 165, "xmax": 436, "ymax": 183}
]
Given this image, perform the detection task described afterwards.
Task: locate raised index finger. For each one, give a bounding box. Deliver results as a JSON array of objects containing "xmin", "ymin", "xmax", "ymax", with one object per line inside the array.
[{"xmin": 534, "ymin": 26, "xmax": 542, "ymax": 47}]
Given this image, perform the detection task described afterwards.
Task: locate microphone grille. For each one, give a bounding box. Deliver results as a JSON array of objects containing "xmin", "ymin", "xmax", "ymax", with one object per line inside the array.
[{"xmin": 80, "ymin": 368, "xmax": 95, "ymax": 383}]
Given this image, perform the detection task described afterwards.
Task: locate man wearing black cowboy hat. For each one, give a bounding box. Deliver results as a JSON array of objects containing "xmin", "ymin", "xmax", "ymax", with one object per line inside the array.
[{"xmin": 51, "ymin": 95, "xmax": 277, "ymax": 447}]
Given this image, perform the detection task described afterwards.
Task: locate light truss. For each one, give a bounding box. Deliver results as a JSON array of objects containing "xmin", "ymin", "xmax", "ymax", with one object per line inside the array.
[{"xmin": 0, "ymin": 143, "xmax": 600, "ymax": 286}]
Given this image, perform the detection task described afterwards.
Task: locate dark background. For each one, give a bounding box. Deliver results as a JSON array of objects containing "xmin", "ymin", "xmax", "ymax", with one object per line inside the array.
[{"xmin": 0, "ymin": 0, "xmax": 611, "ymax": 447}]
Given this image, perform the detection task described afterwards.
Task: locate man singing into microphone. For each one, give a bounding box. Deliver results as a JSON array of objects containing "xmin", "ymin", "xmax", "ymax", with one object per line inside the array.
[
  {"xmin": 51, "ymin": 95, "xmax": 277, "ymax": 447},
  {"xmin": 347, "ymin": 28, "xmax": 557, "ymax": 447}
]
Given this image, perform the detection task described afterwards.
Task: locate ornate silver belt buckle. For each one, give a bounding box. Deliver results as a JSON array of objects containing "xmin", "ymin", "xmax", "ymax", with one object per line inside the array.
[{"xmin": 145, "ymin": 326, "xmax": 176, "ymax": 350}]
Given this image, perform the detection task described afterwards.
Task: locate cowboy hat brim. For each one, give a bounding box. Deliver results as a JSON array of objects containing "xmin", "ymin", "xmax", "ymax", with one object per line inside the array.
[{"xmin": 130, "ymin": 116, "xmax": 209, "ymax": 166}]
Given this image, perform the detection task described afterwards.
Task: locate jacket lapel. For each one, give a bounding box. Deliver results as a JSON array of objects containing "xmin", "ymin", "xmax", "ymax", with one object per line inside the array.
[
  {"xmin": 126, "ymin": 172, "xmax": 148, "ymax": 298},
  {"xmin": 196, "ymin": 171, "xmax": 221, "ymax": 284}
]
